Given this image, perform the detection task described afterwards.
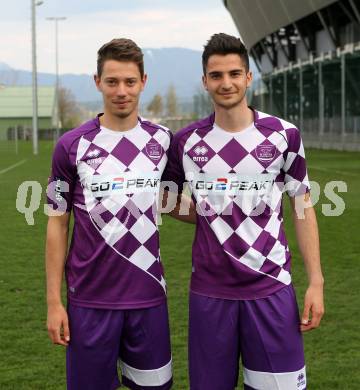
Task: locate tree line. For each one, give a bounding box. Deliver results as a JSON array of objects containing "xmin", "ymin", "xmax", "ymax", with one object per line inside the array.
[{"xmin": 146, "ymin": 84, "xmax": 213, "ymax": 119}]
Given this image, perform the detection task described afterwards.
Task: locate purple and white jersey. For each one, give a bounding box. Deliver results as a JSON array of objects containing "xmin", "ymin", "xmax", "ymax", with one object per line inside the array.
[
  {"xmin": 47, "ymin": 115, "xmax": 171, "ymax": 309},
  {"xmin": 163, "ymin": 109, "xmax": 310, "ymax": 300}
]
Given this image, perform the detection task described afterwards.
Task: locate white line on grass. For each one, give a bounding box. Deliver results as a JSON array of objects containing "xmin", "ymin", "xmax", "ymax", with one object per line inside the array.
[
  {"xmin": 0, "ymin": 159, "xmax": 27, "ymax": 175},
  {"xmin": 308, "ymin": 165, "xmax": 359, "ymax": 177}
]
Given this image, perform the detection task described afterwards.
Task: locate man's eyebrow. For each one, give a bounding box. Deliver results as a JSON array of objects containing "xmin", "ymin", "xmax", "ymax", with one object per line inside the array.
[
  {"xmin": 208, "ymin": 69, "xmax": 244, "ymax": 75},
  {"xmin": 104, "ymin": 76, "xmax": 138, "ymax": 81},
  {"xmin": 229, "ymin": 69, "xmax": 244, "ymax": 73}
]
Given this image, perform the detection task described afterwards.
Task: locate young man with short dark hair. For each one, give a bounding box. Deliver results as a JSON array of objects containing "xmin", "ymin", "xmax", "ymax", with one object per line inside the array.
[
  {"xmin": 163, "ymin": 33, "xmax": 324, "ymax": 390},
  {"xmin": 46, "ymin": 38, "xmax": 173, "ymax": 390}
]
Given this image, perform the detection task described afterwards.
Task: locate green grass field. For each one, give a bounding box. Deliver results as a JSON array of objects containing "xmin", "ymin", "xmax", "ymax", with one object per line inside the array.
[{"xmin": 0, "ymin": 141, "xmax": 359, "ymax": 389}]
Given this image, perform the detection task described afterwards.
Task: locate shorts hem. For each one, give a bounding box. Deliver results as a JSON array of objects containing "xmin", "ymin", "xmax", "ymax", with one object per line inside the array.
[{"xmin": 122, "ymin": 376, "xmax": 173, "ymax": 389}]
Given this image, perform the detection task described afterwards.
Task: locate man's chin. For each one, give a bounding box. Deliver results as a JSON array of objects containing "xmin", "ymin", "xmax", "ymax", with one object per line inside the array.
[
  {"xmin": 216, "ymin": 100, "xmax": 242, "ymax": 110},
  {"xmin": 212, "ymin": 93, "xmax": 247, "ymax": 110},
  {"xmin": 113, "ymin": 109, "xmax": 133, "ymax": 119}
]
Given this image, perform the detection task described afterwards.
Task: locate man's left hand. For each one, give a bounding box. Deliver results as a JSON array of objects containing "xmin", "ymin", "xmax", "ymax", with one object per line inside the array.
[{"xmin": 300, "ymin": 284, "xmax": 324, "ymax": 332}]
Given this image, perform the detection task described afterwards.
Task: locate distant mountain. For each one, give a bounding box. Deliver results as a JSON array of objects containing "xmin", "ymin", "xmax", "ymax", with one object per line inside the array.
[
  {"xmin": 0, "ymin": 49, "xmax": 259, "ymax": 104},
  {"xmin": 0, "ymin": 62, "xmax": 12, "ymax": 71}
]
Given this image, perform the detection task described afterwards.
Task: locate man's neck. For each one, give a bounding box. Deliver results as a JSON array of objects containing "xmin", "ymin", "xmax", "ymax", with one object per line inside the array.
[
  {"xmin": 100, "ymin": 110, "xmax": 139, "ymax": 131},
  {"xmin": 214, "ymin": 102, "xmax": 254, "ymax": 133}
]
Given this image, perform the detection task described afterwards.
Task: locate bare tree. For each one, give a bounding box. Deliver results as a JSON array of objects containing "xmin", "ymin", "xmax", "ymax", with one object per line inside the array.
[
  {"xmin": 147, "ymin": 93, "xmax": 163, "ymax": 117},
  {"xmin": 166, "ymin": 84, "xmax": 178, "ymax": 117},
  {"xmin": 58, "ymin": 87, "xmax": 83, "ymax": 128},
  {"xmin": 193, "ymin": 85, "xmax": 213, "ymax": 118}
]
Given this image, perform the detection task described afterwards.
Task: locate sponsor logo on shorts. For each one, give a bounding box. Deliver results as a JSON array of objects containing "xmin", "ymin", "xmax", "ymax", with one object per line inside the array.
[
  {"xmin": 256, "ymin": 144, "xmax": 276, "ymax": 162},
  {"xmin": 297, "ymin": 373, "xmax": 306, "ymax": 388}
]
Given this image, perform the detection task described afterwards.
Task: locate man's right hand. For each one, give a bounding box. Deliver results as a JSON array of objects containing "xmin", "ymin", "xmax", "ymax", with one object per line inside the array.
[{"xmin": 47, "ymin": 303, "xmax": 70, "ymax": 346}]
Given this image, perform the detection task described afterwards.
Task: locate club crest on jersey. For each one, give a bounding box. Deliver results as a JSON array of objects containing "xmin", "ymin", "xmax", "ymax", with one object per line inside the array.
[
  {"xmin": 146, "ymin": 142, "xmax": 162, "ymax": 160},
  {"xmin": 255, "ymin": 144, "xmax": 276, "ymax": 162}
]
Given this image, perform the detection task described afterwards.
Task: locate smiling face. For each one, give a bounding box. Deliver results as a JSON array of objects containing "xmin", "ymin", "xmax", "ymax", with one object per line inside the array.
[
  {"xmin": 95, "ymin": 59, "xmax": 147, "ymax": 120},
  {"xmin": 202, "ymin": 53, "xmax": 252, "ymax": 110}
]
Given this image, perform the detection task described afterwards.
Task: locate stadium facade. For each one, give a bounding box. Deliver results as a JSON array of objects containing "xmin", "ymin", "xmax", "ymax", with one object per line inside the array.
[{"xmin": 224, "ymin": 0, "xmax": 360, "ymax": 151}]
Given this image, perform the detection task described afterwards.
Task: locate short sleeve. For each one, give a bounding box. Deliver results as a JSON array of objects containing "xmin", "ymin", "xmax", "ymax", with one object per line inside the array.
[
  {"xmin": 161, "ymin": 132, "xmax": 185, "ymax": 194},
  {"xmin": 282, "ymin": 127, "xmax": 310, "ymax": 197},
  {"xmin": 47, "ymin": 139, "xmax": 76, "ymax": 212}
]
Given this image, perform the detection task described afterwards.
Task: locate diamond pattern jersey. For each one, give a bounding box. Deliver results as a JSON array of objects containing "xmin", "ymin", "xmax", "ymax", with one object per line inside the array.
[
  {"xmin": 47, "ymin": 115, "xmax": 171, "ymax": 309},
  {"xmin": 163, "ymin": 109, "xmax": 310, "ymax": 300}
]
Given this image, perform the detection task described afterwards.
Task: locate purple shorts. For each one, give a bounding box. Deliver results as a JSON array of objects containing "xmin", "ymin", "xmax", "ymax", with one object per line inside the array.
[
  {"xmin": 66, "ymin": 302, "xmax": 172, "ymax": 390},
  {"xmin": 189, "ymin": 284, "xmax": 306, "ymax": 390}
]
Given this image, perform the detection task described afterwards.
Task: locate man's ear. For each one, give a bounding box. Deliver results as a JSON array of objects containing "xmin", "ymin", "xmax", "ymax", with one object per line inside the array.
[
  {"xmin": 141, "ymin": 73, "xmax": 148, "ymax": 91},
  {"xmin": 94, "ymin": 74, "xmax": 101, "ymax": 91},
  {"xmin": 246, "ymin": 71, "xmax": 253, "ymax": 88},
  {"xmin": 202, "ymin": 75, "xmax": 208, "ymax": 91}
]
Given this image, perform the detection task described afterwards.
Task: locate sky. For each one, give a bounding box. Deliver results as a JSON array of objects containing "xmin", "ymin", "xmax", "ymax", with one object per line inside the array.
[{"xmin": 0, "ymin": 0, "xmax": 239, "ymax": 75}]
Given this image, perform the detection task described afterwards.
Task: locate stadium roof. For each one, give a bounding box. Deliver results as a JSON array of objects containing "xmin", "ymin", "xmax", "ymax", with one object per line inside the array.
[
  {"xmin": 0, "ymin": 85, "xmax": 55, "ymax": 119},
  {"xmin": 224, "ymin": 0, "xmax": 338, "ymax": 49}
]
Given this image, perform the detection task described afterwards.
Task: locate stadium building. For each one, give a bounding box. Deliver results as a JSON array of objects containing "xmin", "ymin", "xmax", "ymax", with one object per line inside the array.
[{"xmin": 224, "ymin": 0, "xmax": 360, "ymax": 151}]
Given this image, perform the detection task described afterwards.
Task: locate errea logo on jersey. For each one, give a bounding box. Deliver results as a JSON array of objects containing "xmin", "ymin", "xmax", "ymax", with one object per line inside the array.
[
  {"xmin": 192, "ymin": 145, "xmax": 209, "ymax": 162},
  {"xmin": 87, "ymin": 149, "xmax": 101, "ymax": 158},
  {"xmin": 194, "ymin": 145, "xmax": 208, "ymax": 155},
  {"xmin": 84, "ymin": 149, "xmax": 104, "ymax": 166}
]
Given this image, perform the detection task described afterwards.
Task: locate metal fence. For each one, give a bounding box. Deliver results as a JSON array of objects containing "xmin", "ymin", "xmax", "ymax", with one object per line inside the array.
[{"xmin": 250, "ymin": 45, "xmax": 360, "ymax": 151}]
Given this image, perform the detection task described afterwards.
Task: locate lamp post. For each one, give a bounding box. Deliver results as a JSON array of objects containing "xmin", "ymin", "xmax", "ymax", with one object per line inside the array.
[
  {"xmin": 46, "ymin": 16, "xmax": 66, "ymax": 141},
  {"xmin": 31, "ymin": 0, "xmax": 43, "ymax": 155}
]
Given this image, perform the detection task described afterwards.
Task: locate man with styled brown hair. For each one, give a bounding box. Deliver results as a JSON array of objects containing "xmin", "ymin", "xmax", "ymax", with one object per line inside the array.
[
  {"xmin": 163, "ymin": 33, "xmax": 324, "ymax": 390},
  {"xmin": 46, "ymin": 38, "xmax": 174, "ymax": 390}
]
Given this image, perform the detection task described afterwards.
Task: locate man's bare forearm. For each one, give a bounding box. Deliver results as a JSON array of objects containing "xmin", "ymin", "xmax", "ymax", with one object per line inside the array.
[
  {"xmin": 169, "ymin": 193, "xmax": 196, "ymax": 223},
  {"xmin": 162, "ymin": 190, "xmax": 197, "ymax": 224},
  {"xmin": 290, "ymin": 195, "xmax": 324, "ymax": 331},
  {"xmin": 291, "ymin": 199, "xmax": 324, "ymax": 285},
  {"xmin": 46, "ymin": 214, "xmax": 70, "ymax": 306}
]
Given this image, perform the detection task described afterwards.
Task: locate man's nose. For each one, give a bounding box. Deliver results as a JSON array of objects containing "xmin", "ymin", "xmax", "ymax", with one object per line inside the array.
[
  {"xmin": 221, "ymin": 75, "xmax": 232, "ymax": 90},
  {"xmin": 116, "ymin": 82, "xmax": 127, "ymax": 97}
]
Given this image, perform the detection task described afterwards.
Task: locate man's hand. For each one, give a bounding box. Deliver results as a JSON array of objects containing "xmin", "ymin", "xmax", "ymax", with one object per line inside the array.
[
  {"xmin": 161, "ymin": 190, "xmax": 197, "ymax": 224},
  {"xmin": 300, "ymin": 283, "xmax": 324, "ymax": 332},
  {"xmin": 47, "ymin": 303, "xmax": 70, "ymax": 346}
]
